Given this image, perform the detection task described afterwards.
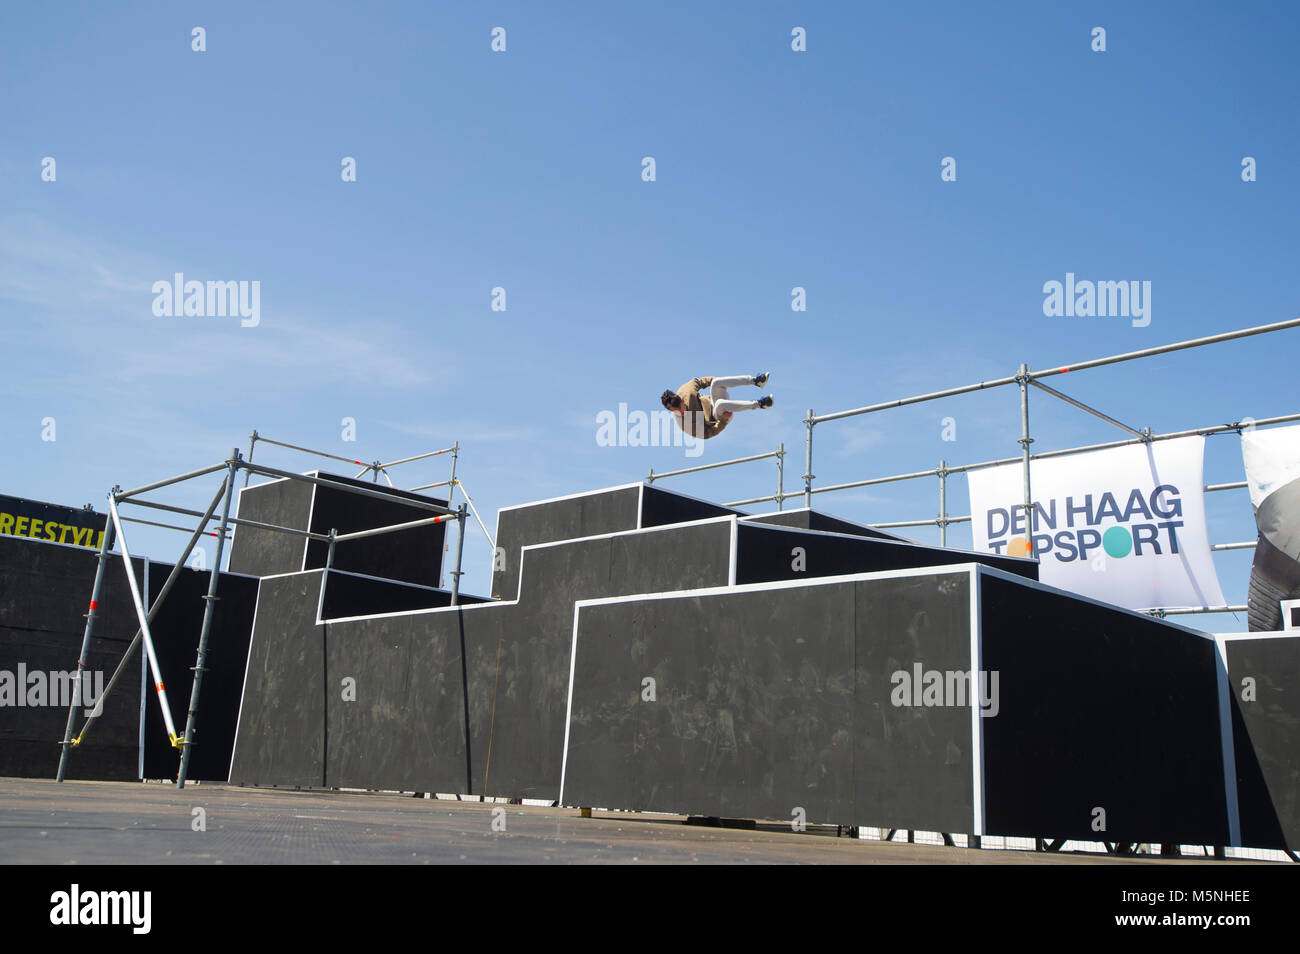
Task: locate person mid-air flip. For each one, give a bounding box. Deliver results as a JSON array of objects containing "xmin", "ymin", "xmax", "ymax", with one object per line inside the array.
[{"xmin": 661, "ymin": 372, "xmax": 774, "ymax": 441}]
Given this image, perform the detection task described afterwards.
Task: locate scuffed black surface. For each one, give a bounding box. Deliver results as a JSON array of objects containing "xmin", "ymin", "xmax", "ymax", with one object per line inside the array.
[
  {"xmin": 980, "ymin": 573, "xmax": 1227, "ymax": 845},
  {"xmin": 0, "ymin": 537, "xmax": 143, "ymax": 780},
  {"xmin": 320, "ymin": 570, "xmax": 489, "ymax": 620},
  {"xmin": 735, "ymin": 522, "xmax": 1037, "ymax": 583},
  {"xmin": 229, "ymin": 472, "xmax": 448, "ymax": 587},
  {"xmin": 1223, "ymin": 635, "xmax": 1299, "ymax": 850},
  {"xmin": 228, "ymin": 477, "xmax": 314, "ymax": 578},
  {"xmin": 302, "ymin": 474, "xmax": 448, "ymax": 588},
  {"xmin": 229, "ymin": 572, "xmax": 328, "ymax": 787},
  {"xmin": 491, "ymin": 486, "xmax": 641, "ymax": 600},
  {"xmin": 232, "ymin": 520, "xmax": 733, "ymax": 797},
  {"xmin": 564, "ymin": 572, "xmax": 974, "ymax": 829}
]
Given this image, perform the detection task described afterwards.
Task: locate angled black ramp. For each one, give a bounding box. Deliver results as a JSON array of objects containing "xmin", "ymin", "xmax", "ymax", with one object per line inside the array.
[
  {"xmin": 0, "ymin": 536, "xmax": 144, "ymax": 780},
  {"xmin": 979, "ymin": 571, "xmax": 1228, "ymax": 846},
  {"xmin": 141, "ymin": 565, "xmax": 258, "ymax": 781},
  {"xmin": 743, "ymin": 508, "xmax": 905, "ymax": 541},
  {"xmin": 852, "ymin": 571, "xmax": 974, "ymax": 833},
  {"xmin": 639, "ymin": 484, "xmax": 740, "ymax": 527},
  {"xmin": 1222, "ymin": 633, "xmax": 1299, "ymax": 850},
  {"xmin": 228, "ymin": 477, "xmax": 314, "ymax": 578},
  {"xmin": 491, "ymin": 485, "xmax": 641, "ymax": 600},
  {"xmin": 735, "ymin": 522, "xmax": 1037, "ymax": 583},
  {"xmin": 228, "ymin": 572, "xmax": 327, "ymax": 787},
  {"xmin": 565, "ymin": 580, "xmax": 857, "ymax": 823},
  {"xmin": 301, "ymin": 474, "xmax": 447, "ymax": 587}
]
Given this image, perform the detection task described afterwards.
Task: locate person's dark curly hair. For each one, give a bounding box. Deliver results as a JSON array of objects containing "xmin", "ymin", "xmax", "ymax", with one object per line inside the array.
[{"xmin": 661, "ymin": 389, "xmax": 682, "ymax": 410}]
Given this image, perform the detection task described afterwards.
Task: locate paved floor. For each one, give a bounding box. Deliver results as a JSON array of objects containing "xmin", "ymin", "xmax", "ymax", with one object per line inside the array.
[{"xmin": 0, "ymin": 777, "xmax": 1235, "ymax": 865}]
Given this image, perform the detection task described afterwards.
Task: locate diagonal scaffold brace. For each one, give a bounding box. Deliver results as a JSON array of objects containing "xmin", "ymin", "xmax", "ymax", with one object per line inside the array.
[{"xmin": 106, "ymin": 494, "xmax": 185, "ymax": 751}]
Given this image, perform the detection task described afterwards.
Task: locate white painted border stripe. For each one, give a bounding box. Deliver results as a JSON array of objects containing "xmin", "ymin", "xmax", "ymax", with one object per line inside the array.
[
  {"xmin": 728, "ymin": 516, "xmax": 737, "ymax": 586},
  {"xmin": 497, "ymin": 482, "xmax": 644, "ymax": 514},
  {"xmin": 559, "ymin": 605, "xmax": 583, "ymax": 806},
  {"xmin": 322, "ymin": 516, "xmax": 738, "ymax": 625},
  {"xmin": 969, "ymin": 565, "xmax": 985, "ymax": 836}
]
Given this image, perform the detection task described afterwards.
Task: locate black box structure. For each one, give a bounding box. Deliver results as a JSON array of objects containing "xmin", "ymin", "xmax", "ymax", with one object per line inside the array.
[
  {"xmin": 229, "ymin": 470, "xmax": 450, "ymax": 587},
  {"xmin": 6, "ymin": 471, "xmax": 1273, "ymax": 853}
]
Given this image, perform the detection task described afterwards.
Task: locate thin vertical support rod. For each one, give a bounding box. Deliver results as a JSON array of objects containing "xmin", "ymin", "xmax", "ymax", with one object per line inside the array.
[
  {"xmin": 243, "ymin": 430, "xmax": 257, "ymax": 488},
  {"xmin": 803, "ymin": 411, "xmax": 815, "ymax": 508},
  {"xmin": 56, "ymin": 509, "xmax": 116, "ymax": 781},
  {"xmin": 450, "ymin": 504, "xmax": 467, "ymax": 606},
  {"xmin": 776, "ymin": 443, "xmax": 785, "ymax": 512},
  {"xmin": 1018, "ymin": 364, "xmax": 1035, "ymax": 558},
  {"xmin": 446, "ymin": 443, "xmax": 460, "ymax": 510},
  {"xmin": 938, "ymin": 460, "xmax": 948, "ymax": 548},
  {"xmin": 75, "ymin": 481, "xmax": 228, "ymax": 747},
  {"xmin": 107, "ymin": 497, "xmax": 181, "ymax": 744},
  {"xmin": 177, "ymin": 450, "xmax": 240, "ymax": 789}
]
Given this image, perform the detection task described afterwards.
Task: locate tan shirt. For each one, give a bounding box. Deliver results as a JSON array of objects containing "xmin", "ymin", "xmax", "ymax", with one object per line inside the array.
[{"xmin": 673, "ymin": 376, "xmax": 728, "ymax": 440}]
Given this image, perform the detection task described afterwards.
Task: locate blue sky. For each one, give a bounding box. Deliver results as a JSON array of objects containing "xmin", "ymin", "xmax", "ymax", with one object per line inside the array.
[{"xmin": 1, "ymin": 1, "xmax": 1297, "ymax": 629}]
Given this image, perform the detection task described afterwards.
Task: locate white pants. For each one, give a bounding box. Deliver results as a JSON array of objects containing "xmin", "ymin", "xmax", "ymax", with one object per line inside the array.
[{"xmin": 710, "ymin": 374, "xmax": 760, "ymax": 415}]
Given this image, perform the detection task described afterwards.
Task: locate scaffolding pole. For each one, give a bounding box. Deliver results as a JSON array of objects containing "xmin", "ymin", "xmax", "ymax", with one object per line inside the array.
[
  {"xmin": 177, "ymin": 450, "xmax": 240, "ymax": 788},
  {"xmin": 69, "ymin": 480, "xmax": 229, "ymax": 751},
  {"xmin": 56, "ymin": 509, "xmax": 116, "ymax": 782}
]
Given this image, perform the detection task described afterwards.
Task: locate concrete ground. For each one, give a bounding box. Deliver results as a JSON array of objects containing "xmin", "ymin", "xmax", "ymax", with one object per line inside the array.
[{"xmin": 0, "ymin": 777, "xmax": 1252, "ymax": 865}]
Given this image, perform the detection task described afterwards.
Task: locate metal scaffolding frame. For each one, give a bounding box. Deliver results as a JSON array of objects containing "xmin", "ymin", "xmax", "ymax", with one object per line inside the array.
[
  {"xmin": 776, "ymin": 317, "xmax": 1300, "ymax": 617},
  {"xmin": 242, "ymin": 431, "xmax": 494, "ymax": 576},
  {"xmin": 646, "ymin": 444, "xmax": 787, "ymax": 510},
  {"xmin": 56, "ymin": 447, "xmax": 467, "ymax": 789}
]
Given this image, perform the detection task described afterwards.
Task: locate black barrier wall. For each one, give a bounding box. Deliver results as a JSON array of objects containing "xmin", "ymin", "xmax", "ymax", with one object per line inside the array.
[
  {"xmin": 562, "ymin": 570, "xmax": 976, "ymax": 829},
  {"xmin": 232, "ymin": 515, "xmax": 736, "ymax": 796},
  {"xmin": 563, "ymin": 564, "xmax": 1231, "ymax": 841},
  {"xmin": 1221, "ymin": 633, "xmax": 1299, "ymax": 851},
  {"xmin": 0, "ymin": 537, "xmax": 143, "ymax": 780},
  {"xmin": 979, "ymin": 573, "xmax": 1228, "ymax": 846}
]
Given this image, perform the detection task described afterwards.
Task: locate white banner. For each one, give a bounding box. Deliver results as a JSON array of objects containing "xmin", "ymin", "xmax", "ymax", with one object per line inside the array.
[{"xmin": 968, "ymin": 436, "xmax": 1224, "ymax": 611}]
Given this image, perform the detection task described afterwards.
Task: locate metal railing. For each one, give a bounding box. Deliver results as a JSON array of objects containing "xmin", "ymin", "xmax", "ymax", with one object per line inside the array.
[
  {"xmin": 56, "ymin": 448, "xmax": 469, "ymax": 791},
  {"xmin": 774, "ymin": 317, "xmax": 1300, "ymax": 617},
  {"xmin": 646, "ymin": 445, "xmax": 786, "ymax": 510}
]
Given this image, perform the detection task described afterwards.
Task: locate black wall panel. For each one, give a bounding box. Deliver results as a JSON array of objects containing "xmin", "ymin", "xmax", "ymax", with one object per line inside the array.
[
  {"xmin": 491, "ymin": 486, "xmax": 641, "ymax": 600},
  {"xmin": 735, "ymin": 523, "xmax": 1037, "ymax": 583},
  {"xmin": 228, "ymin": 477, "xmax": 314, "ymax": 578},
  {"xmin": 141, "ymin": 566, "xmax": 258, "ymax": 781},
  {"xmin": 980, "ymin": 574, "xmax": 1228, "ymax": 845},
  {"xmin": 0, "ymin": 537, "xmax": 143, "ymax": 780},
  {"xmin": 1223, "ymin": 635, "xmax": 1299, "ymax": 850}
]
